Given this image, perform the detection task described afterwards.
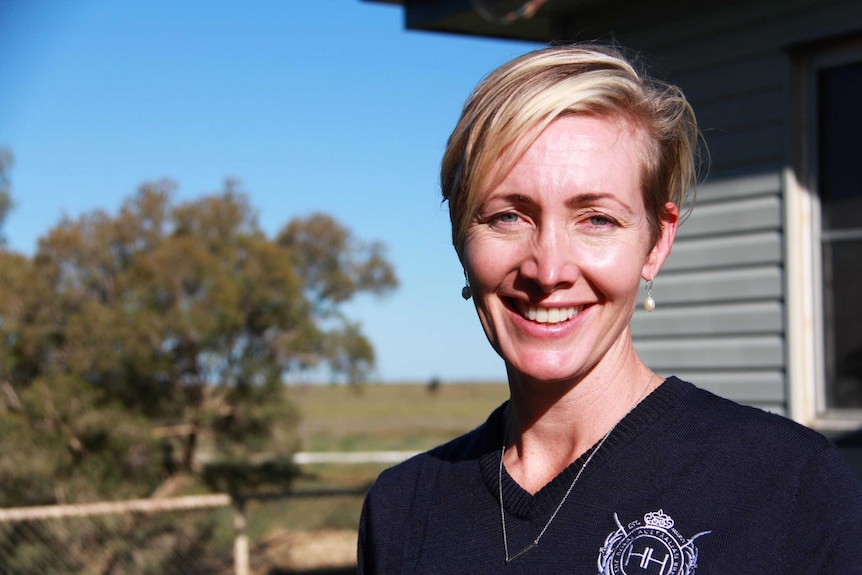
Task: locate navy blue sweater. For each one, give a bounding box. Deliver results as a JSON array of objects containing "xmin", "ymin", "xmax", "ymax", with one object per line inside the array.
[{"xmin": 358, "ymin": 377, "xmax": 862, "ymax": 574}]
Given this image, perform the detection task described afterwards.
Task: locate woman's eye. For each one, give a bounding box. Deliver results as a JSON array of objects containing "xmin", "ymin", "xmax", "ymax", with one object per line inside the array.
[
  {"xmin": 497, "ymin": 212, "xmax": 520, "ymax": 224},
  {"xmin": 588, "ymin": 215, "xmax": 615, "ymax": 227}
]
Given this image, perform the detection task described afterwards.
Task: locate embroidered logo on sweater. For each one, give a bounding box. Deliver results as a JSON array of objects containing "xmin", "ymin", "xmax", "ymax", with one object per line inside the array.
[{"xmin": 598, "ymin": 509, "xmax": 710, "ymax": 575}]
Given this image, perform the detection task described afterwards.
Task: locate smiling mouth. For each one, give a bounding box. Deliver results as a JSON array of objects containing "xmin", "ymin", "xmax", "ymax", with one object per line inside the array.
[{"xmin": 518, "ymin": 303, "xmax": 581, "ymax": 324}]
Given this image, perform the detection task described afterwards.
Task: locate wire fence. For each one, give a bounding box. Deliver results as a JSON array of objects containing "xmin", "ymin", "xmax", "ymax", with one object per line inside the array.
[
  {"xmin": 0, "ymin": 495, "xmax": 236, "ymax": 575},
  {"xmin": 0, "ymin": 452, "xmax": 404, "ymax": 573},
  {"xmin": 0, "ymin": 486, "xmax": 369, "ymax": 574}
]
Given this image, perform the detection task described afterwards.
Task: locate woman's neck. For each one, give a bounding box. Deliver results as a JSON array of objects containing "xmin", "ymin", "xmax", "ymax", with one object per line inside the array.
[{"xmin": 502, "ymin": 355, "xmax": 658, "ymax": 494}]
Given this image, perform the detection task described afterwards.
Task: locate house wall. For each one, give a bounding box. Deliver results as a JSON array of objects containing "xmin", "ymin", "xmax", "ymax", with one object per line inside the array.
[{"xmin": 556, "ymin": 0, "xmax": 862, "ymax": 414}]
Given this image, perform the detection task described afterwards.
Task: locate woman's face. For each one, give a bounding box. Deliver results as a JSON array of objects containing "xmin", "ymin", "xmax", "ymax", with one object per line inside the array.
[{"xmin": 461, "ymin": 115, "xmax": 677, "ymax": 384}]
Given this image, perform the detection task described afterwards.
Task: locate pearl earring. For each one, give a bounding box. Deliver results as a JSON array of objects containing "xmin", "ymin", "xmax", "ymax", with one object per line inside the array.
[{"xmin": 643, "ymin": 279, "xmax": 655, "ymax": 312}]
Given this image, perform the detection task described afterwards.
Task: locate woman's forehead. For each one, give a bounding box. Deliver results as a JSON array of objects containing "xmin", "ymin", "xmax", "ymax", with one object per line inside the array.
[{"xmin": 477, "ymin": 115, "xmax": 648, "ymax": 202}]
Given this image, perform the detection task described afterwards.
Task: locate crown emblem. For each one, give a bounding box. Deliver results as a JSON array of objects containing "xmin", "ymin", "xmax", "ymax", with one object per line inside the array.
[
  {"xmin": 644, "ymin": 509, "xmax": 675, "ymax": 529},
  {"xmin": 599, "ymin": 510, "xmax": 711, "ymax": 575}
]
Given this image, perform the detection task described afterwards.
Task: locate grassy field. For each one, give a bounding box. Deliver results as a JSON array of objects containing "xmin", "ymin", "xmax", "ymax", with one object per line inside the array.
[
  {"xmin": 288, "ymin": 380, "xmax": 509, "ymax": 453},
  {"xmin": 242, "ymin": 381, "xmax": 509, "ymax": 572},
  {"xmin": 247, "ymin": 383, "xmax": 508, "ymax": 558}
]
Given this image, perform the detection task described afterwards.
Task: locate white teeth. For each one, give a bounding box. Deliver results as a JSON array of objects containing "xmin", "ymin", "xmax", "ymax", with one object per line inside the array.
[{"xmin": 523, "ymin": 304, "xmax": 577, "ymax": 324}]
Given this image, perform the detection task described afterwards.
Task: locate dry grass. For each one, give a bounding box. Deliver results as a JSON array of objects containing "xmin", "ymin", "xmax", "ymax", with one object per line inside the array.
[
  {"xmin": 288, "ymin": 381, "xmax": 509, "ymax": 452},
  {"xmin": 248, "ymin": 382, "xmax": 509, "ymax": 573}
]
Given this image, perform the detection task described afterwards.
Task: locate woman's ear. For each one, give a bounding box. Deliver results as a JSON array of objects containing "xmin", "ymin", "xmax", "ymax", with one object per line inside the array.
[{"xmin": 642, "ymin": 202, "xmax": 679, "ymax": 281}]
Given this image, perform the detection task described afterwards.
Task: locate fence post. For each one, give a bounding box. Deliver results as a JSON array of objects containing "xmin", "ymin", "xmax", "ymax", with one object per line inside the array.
[{"xmin": 233, "ymin": 496, "xmax": 249, "ymax": 575}]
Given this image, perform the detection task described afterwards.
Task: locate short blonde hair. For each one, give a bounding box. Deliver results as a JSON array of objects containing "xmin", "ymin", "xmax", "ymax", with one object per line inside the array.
[{"xmin": 441, "ymin": 44, "xmax": 702, "ymax": 256}]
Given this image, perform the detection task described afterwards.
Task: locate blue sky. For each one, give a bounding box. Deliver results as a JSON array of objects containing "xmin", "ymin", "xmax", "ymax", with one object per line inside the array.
[{"xmin": 0, "ymin": 0, "xmax": 541, "ymax": 383}]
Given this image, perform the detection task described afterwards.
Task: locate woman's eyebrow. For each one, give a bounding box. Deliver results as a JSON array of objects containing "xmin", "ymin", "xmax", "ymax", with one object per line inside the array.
[
  {"xmin": 565, "ymin": 193, "xmax": 634, "ymax": 214},
  {"xmin": 483, "ymin": 191, "xmax": 636, "ymax": 215},
  {"xmin": 483, "ymin": 192, "xmax": 537, "ymax": 206}
]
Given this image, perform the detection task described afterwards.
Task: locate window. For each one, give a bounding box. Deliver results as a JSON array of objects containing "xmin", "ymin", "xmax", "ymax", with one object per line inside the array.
[
  {"xmin": 816, "ymin": 59, "xmax": 862, "ymax": 411},
  {"xmin": 790, "ymin": 40, "xmax": 862, "ymax": 428}
]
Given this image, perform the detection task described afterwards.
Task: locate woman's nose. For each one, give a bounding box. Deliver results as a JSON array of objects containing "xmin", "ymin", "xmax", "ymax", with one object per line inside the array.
[{"xmin": 519, "ymin": 223, "xmax": 578, "ymax": 293}]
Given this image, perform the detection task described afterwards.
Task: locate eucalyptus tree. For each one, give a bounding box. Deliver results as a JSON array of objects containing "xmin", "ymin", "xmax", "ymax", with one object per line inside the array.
[{"xmin": 0, "ymin": 179, "xmax": 397, "ymax": 505}]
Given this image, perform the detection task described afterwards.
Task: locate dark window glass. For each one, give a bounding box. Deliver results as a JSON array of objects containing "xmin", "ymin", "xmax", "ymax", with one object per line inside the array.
[{"xmin": 818, "ymin": 60, "xmax": 862, "ymax": 409}]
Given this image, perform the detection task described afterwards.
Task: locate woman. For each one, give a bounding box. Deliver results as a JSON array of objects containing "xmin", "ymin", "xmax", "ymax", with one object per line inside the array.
[{"xmin": 358, "ymin": 44, "xmax": 862, "ymax": 574}]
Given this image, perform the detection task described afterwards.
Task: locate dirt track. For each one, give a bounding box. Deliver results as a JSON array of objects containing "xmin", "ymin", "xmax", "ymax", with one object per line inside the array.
[{"xmin": 254, "ymin": 528, "xmax": 358, "ymax": 574}]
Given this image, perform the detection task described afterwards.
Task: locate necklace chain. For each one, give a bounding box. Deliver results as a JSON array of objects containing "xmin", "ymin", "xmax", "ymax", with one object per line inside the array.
[{"xmin": 499, "ymin": 372, "xmax": 655, "ymax": 564}]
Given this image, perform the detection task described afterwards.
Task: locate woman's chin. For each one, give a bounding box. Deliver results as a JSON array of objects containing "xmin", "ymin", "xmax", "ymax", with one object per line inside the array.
[{"xmin": 504, "ymin": 351, "xmax": 591, "ymax": 385}]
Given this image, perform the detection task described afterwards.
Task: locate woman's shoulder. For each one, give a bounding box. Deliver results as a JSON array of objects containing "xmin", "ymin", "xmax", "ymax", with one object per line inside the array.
[
  {"xmin": 667, "ymin": 375, "xmax": 849, "ymax": 465},
  {"xmin": 662, "ymin": 376, "xmax": 861, "ymax": 509}
]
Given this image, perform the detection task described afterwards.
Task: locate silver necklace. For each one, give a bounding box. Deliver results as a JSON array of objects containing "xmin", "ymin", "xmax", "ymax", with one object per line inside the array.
[{"xmin": 498, "ymin": 372, "xmax": 655, "ymax": 564}]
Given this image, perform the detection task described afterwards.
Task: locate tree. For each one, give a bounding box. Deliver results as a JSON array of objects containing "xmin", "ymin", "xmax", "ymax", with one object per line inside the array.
[
  {"xmin": 0, "ymin": 179, "xmax": 397, "ymax": 506},
  {"xmin": 277, "ymin": 213, "xmax": 397, "ymax": 383},
  {"xmin": 277, "ymin": 212, "xmax": 398, "ymax": 316}
]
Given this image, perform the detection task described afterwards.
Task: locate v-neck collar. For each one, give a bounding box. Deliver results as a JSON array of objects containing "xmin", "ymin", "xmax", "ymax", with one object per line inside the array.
[{"xmin": 478, "ymin": 376, "xmax": 693, "ymax": 519}]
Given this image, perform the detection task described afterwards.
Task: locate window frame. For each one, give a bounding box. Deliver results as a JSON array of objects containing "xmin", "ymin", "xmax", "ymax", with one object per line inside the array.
[{"xmin": 788, "ymin": 38, "xmax": 862, "ymax": 430}]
